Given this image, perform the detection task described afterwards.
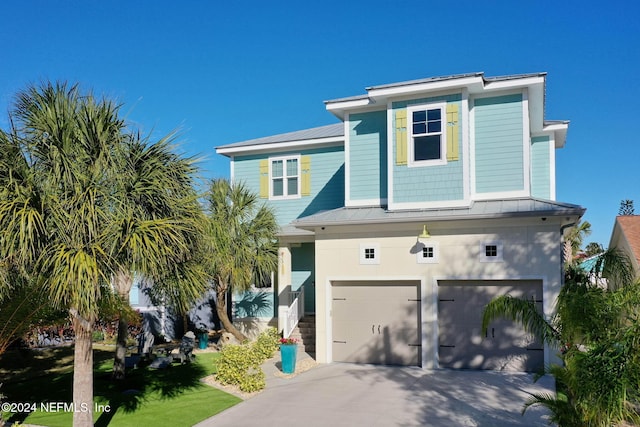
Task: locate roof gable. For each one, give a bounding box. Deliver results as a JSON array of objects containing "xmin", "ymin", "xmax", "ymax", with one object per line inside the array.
[{"xmin": 613, "ymin": 215, "xmax": 640, "ymax": 265}]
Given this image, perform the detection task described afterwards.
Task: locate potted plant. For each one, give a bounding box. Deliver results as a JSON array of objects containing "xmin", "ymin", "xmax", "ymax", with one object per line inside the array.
[
  {"xmin": 195, "ymin": 326, "xmax": 209, "ymax": 350},
  {"xmin": 279, "ymin": 337, "xmax": 298, "ymax": 373}
]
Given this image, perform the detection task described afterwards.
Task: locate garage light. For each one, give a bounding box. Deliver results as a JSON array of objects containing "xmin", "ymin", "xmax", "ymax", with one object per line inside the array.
[{"xmin": 418, "ymin": 225, "xmax": 430, "ymax": 240}]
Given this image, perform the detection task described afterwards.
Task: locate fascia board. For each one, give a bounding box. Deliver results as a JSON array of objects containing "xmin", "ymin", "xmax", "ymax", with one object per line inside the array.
[
  {"xmin": 216, "ymin": 137, "xmax": 344, "ymax": 156},
  {"xmin": 325, "ymin": 98, "xmax": 373, "ymax": 119},
  {"xmin": 542, "ymin": 123, "xmax": 569, "ymax": 148},
  {"xmin": 482, "ymin": 76, "xmax": 545, "ymax": 92},
  {"xmin": 367, "ymin": 76, "xmax": 484, "ymax": 100}
]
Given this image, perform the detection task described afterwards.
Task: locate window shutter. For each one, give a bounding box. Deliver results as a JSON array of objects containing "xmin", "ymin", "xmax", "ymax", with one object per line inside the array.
[
  {"xmin": 259, "ymin": 159, "xmax": 269, "ymax": 198},
  {"xmin": 301, "ymin": 155, "xmax": 311, "ymax": 196},
  {"xmin": 395, "ymin": 109, "xmax": 407, "ymax": 165},
  {"xmin": 446, "ymin": 103, "xmax": 459, "ymax": 161}
]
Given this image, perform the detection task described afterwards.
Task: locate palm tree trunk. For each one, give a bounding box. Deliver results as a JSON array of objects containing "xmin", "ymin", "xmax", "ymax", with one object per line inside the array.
[
  {"xmin": 215, "ymin": 286, "xmax": 246, "ymax": 342},
  {"xmin": 112, "ymin": 316, "xmax": 128, "ymax": 380},
  {"xmin": 112, "ymin": 269, "xmax": 133, "ymax": 380},
  {"xmin": 72, "ymin": 314, "xmax": 94, "ymax": 427}
]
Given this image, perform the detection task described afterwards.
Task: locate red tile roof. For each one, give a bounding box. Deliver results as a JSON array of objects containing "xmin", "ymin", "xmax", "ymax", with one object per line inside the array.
[{"xmin": 616, "ymin": 216, "xmax": 640, "ymax": 264}]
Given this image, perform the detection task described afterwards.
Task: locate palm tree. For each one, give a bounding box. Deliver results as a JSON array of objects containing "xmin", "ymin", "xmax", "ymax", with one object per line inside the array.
[
  {"xmin": 203, "ymin": 179, "xmax": 278, "ymax": 342},
  {"xmin": 482, "ymin": 249, "xmax": 640, "ymax": 426},
  {"xmin": 563, "ymin": 220, "xmax": 591, "ymax": 265},
  {"xmin": 0, "ymin": 81, "xmax": 208, "ymax": 425},
  {"xmin": 108, "ymin": 132, "xmax": 208, "ymax": 380}
]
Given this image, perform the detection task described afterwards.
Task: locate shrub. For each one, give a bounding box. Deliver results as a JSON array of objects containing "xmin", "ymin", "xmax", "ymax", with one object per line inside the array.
[
  {"xmin": 216, "ymin": 343, "xmax": 265, "ymax": 392},
  {"xmin": 253, "ymin": 327, "xmax": 280, "ymax": 360},
  {"xmin": 215, "ymin": 328, "xmax": 280, "ymax": 393}
]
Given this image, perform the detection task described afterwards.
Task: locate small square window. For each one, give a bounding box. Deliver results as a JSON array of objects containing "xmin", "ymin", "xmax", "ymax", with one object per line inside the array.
[
  {"xmin": 480, "ymin": 242, "xmax": 503, "ymax": 262},
  {"xmin": 360, "ymin": 243, "xmax": 380, "ymax": 265},
  {"xmin": 417, "ymin": 242, "xmax": 439, "ymax": 264}
]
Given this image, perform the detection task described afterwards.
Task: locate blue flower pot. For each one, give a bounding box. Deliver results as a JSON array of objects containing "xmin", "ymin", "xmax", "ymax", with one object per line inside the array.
[
  {"xmin": 280, "ymin": 344, "xmax": 297, "ymax": 374},
  {"xmin": 198, "ymin": 332, "xmax": 208, "ymax": 349}
]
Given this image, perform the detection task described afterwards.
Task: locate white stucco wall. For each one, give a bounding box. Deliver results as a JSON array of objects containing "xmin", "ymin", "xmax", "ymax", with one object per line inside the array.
[{"xmin": 312, "ymin": 217, "xmax": 564, "ymax": 368}]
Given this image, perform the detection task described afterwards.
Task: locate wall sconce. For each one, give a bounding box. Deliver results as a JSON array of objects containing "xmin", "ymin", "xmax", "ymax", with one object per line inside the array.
[{"xmin": 418, "ymin": 224, "xmax": 430, "ymax": 240}]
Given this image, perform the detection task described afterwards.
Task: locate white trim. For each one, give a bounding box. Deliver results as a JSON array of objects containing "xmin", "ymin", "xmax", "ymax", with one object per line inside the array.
[
  {"xmin": 479, "ymin": 241, "xmax": 504, "ymax": 262},
  {"xmin": 461, "ymin": 89, "xmax": 470, "ymax": 202},
  {"xmin": 367, "ymin": 76, "xmax": 484, "ymax": 100},
  {"xmin": 483, "ymin": 76, "xmax": 545, "ymax": 92},
  {"xmin": 325, "ymin": 97, "xmax": 372, "ymax": 111},
  {"xmin": 216, "ymin": 137, "xmax": 344, "ymax": 156},
  {"xmin": 269, "ymin": 155, "xmax": 301, "ymax": 200},
  {"xmin": 346, "ymin": 198, "xmax": 387, "ymax": 207},
  {"xmin": 469, "ymin": 96, "xmax": 477, "ymax": 196},
  {"xmin": 471, "ymin": 189, "xmax": 529, "ymax": 200},
  {"xmin": 522, "ymin": 89, "xmax": 532, "ymax": 197},
  {"xmin": 407, "ymin": 102, "xmax": 448, "ymax": 167},
  {"xmin": 344, "ymin": 113, "xmax": 351, "ymax": 204},
  {"xmin": 359, "ymin": 242, "xmax": 380, "ymax": 265},
  {"xmin": 549, "ymin": 135, "xmax": 556, "ymax": 200},
  {"xmin": 387, "ymin": 102, "xmax": 395, "ymax": 207},
  {"xmin": 325, "ymin": 275, "xmax": 426, "ymax": 367},
  {"xmin": 388, "ymin": 198, "xmax": 470, "ymax": 211},
  {"xmin": 229, "ymin": 156, "xmax": 235, "ymax": 181}
]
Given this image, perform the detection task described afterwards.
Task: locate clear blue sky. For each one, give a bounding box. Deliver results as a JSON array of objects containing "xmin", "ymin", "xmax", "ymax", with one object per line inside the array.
[{"xmin": 2, "ymin": 0, "xmax": 638, "ymax": 248}]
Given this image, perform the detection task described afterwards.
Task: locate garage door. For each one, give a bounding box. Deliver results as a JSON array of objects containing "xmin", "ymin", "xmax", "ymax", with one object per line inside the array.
[
  {"xmin": 438, "ymin": 280, "xmax": 543, "ymax": 372},
  {"xmin": 332, "ymin": 281, "xmax": 421, "ymax": 366}
]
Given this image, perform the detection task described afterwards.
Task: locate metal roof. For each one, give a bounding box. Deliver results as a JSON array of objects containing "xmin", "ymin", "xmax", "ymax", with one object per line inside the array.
[
  {"xmin": 290, "ymin": 198, "xmax": 585, "ymax": 229},
  {"xmin": 217, "ymin": 123, "xmax": 344, "ymax": 151}
]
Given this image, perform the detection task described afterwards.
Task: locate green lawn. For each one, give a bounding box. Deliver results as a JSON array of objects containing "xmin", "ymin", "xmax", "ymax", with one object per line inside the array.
[{"xmin": 1, "ymin": 346, "xmax": 241, "ymax": 426}]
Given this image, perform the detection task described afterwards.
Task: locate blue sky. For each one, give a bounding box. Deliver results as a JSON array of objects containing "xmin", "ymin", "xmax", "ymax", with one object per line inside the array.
[{"xmin": 1, "ymin": 0, "xmax": 638, "ymax": 248}]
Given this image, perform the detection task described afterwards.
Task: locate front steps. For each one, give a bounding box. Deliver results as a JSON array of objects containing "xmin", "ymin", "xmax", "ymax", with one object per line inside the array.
[{"xmin": 288, "ymin": 315, "xmax": 316, "ymax": 357}]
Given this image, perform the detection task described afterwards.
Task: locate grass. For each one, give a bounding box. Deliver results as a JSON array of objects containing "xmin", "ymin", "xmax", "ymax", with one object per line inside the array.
[{"xmin": 0, "ymin": 345, "xmax": 242, "ymax": 426}]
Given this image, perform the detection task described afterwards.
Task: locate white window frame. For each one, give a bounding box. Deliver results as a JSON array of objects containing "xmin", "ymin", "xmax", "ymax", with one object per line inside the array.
[
  {"xmin": 479, "ymin": 241, "xmax": 504, "ymax": 263},
  {"xmin": 416, "ymin": 241, "xmax": 439, "ymax": 264},
  {"xmin": 359, "ymin": 242, "xmax": 380, "ymax": 265},
  {"xmin": 407, "ymin": 102, "xmax": 447, "ymax": 167},
  {"xmin": 269, "ymin": 155, "xmax": 301, "ymax": 200}
]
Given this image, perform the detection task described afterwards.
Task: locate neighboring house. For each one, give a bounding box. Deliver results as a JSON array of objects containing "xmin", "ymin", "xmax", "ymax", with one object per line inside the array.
[
  {"xmin": 216, "ymin": 72, "xmax": 585, "ymax": 372},
  {"xmin": 608, "ymin": 215, "xmax": 640, "ymax": 287}
]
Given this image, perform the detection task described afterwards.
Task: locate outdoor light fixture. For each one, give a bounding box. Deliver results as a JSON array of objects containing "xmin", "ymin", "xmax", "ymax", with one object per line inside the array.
[{"xmin": 418, "ymin": 224, "xmax": 430, "ymax": 240}]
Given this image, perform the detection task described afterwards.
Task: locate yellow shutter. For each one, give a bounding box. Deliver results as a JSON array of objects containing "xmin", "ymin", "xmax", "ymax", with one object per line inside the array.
[
  {"xmin": 301, "ymin": 155, "xmax": 311, "ymax": 196},
  {"xmin": 395, "ymin": 109, "xmax": 407, "ymax": 165},
  {"xmin": 259, "ymin": 159, "xmax": 269, "ymax": 198},
  {"xmin": 446, "ymin": 103, "xmax": 459, "ymax": 161}
]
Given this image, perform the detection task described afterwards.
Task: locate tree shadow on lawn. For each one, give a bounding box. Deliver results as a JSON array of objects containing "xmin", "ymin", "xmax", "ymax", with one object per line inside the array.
[
  {"xmin": 94, "ymin": 357, "xmax": 209, "ymax": 427},
  {"xmin": 2, "ymin": 347, "xmax": 210, "ymax": 426}
]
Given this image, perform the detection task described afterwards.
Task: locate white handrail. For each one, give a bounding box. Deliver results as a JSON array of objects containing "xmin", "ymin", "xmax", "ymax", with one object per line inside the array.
[{"xmin": 283, "ymin": 287, "xmax": 305, "ymax": 338}]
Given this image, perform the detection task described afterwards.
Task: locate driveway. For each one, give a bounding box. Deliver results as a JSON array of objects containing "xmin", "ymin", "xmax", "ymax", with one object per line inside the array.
[{"xmin": 195, "ymin": 358, "xmax": 554, "ymax": 427}]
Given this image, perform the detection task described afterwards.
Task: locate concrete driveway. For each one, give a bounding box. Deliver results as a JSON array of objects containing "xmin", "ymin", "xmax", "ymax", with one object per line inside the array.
[{"xmin": 195, "ymin": 358, "xmax": 554, "ymax": 427}]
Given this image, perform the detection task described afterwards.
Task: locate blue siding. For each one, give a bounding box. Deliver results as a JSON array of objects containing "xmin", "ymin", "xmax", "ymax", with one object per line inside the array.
[
  {"xmin": 233, "ymin": 145, "xmax": 344, "ymax": 226},
  {"xmin": 291, "ymin": 243, "xmax": 315, "ymax": 313},
  {"xmin": 531, "ymin": 136, "xmax": 551, "ymax": 199},
  {"xmin": 474, "ymin": 94, "xmax": 524, "ymax": 193},
  {"xmin": 349, "ymin": 111, "xmax": 387, "ymax": 202},
  {"xmin": 392, "ymin": 94, "xmax": 464, "ymax": 203}
]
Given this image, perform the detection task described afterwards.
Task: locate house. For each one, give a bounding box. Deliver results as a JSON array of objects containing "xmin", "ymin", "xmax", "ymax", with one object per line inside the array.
[
  {"xmin": 608, "ymin": 215, "xmax": 640, "ymax": 287},
  {"xmin": 216, "ymin": 72, "xmax": 585, "ymax": 372}
]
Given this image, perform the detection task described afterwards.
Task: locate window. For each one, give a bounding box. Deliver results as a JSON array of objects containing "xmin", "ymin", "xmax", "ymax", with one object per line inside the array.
[
  {"xmin": 417, "ymin": 242, "xmax": 439, "ymax": 264},
  {"xmin": 359, "ymin": 243, "xmax": 380, "ymax": 265},
  {"xmin": 408, "ymin": 103, "xmax": 447, "ymax": 166},
  {"xmin": 480, "ymin": 241, "xmax": 503, "ymax": 262},
  {"xmin": 271, "ymin": 156, "xmax": 300, "ymax": 199}
]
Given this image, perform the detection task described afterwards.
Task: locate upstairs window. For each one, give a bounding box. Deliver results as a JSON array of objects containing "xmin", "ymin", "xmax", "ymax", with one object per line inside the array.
[
  {"xmin": 271, "ymin": 156, "xmax": 300, "ymax": 199},
  {"xmin": 408, "ymin": 103, "xmax": 447, "ymax": 166}
]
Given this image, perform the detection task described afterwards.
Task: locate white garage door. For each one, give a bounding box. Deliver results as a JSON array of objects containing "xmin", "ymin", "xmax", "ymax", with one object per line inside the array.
[
  {"xmin": 332, "ymin": 281, "xmax": 421, "ymax": 366},
  {"xmin": 438, "ymin": 280, "xmax": 544, "ymax": 372}
]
